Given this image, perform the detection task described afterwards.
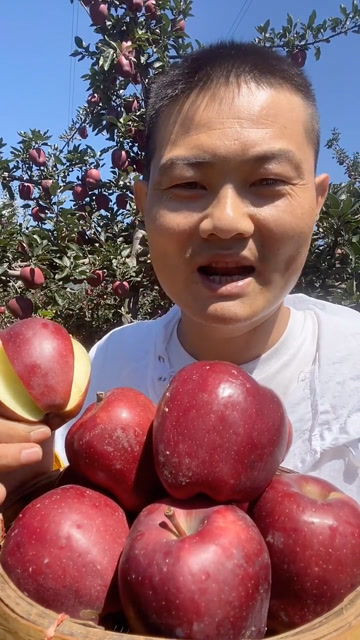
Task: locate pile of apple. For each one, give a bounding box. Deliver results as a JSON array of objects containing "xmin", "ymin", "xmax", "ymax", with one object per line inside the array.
[{"xmin": 1, "ymin": 329, "xmax": 360, "ymax": 639}]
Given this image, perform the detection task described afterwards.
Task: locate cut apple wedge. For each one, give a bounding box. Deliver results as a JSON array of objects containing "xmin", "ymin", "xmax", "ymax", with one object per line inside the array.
[
  {"xmin": 61, "ymin": 337, "xmax": 92, "ymax": 420},
  {"xmin": 0, "ymin": 340, "xmax": 44, "ymax": 422}
]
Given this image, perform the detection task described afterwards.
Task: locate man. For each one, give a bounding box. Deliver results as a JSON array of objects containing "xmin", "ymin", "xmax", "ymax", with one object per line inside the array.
[{"xmin": 1, "ymin": 41, "xmax": 359, "ymax": 504}]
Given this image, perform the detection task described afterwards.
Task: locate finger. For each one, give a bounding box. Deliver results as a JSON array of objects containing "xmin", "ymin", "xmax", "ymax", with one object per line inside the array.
[
  {"xmin": 0, "ymin": 483, "xmax": 6, "ymax": 506},
  {"xmin": 0, "ymin": 443, "xmax": 43, "ymax": 473},
  {"xmin": 0, "ymin": 421, "xmax": 51, "ymax": 444}
]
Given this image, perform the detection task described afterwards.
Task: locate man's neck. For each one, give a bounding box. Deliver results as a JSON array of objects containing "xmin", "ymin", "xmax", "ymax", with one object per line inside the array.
[{"xmin": 177, "ymin": 305, "xmax": 291, "ymax": 365}]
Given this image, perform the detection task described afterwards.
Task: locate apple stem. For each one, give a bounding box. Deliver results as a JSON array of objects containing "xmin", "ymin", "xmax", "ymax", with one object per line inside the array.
[
  {"xmin": 164, "ymin": 507, "xmax": 187, "ymax": 538},
  {"xmin": 96, "ymin": 391, "xmax": 105, "ymax": 403}
]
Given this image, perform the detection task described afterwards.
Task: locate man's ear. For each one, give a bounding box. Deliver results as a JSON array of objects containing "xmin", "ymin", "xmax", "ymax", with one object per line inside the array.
[
  {"xmin": 133, "ymin": 179, "xmax": 148, "ymax": 218},
  {"xmin": 315, "ymin": 173, "xmax": 330, "ymax": 220}
]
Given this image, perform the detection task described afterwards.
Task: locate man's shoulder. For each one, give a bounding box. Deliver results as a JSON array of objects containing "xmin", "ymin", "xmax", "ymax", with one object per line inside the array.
[
  {"xmin": 89, "ymin": 305, "xmax": 180, "ymax": 359},
  {"xmin": 286, "ymin": 293, "xmax": 360, "ymax": 330}
]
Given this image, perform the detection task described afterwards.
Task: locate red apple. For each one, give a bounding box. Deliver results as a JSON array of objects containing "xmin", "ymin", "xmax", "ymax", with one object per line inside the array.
[
  {"xmin": 28, "ymin": 147, "xmax": 47, "ymax": 167},
  {"xmin": 65, "ymin": 388, "xmax": 162, "ymax": 512},
  {"xmin": 86, "ymin": 269, "xmax": 106, "ymax": 287},
  {"xmin": 112, "ymin": 149, "xmax": 129, "ymax": 170},
  {"xmin": 114, "ymin": 54, "xmax": 135, "ymax": 78},
  {"xmin": 112, "ymin": 280, "xmax": 130, "ymax": 297},
  {"xmin": 123, "ymin": 97, "xmax": 139, "ymax": 114},
  {"xmin": 250, "ymin": 472, "xmax": 360, "ymax": 632},
  {"xmin": 153, "ymin": 361, "xmax": 289, "ymax": 503},
  {"xmin": 118, "ymin": 498, "xmax": 271, "ymax": 639},
  {"xmin": 40, "ymin": 179, "xmax": 53, "ymax": 199},
  {"xmin": 73, "ymin": 183, "xmax": 89, "ymax": 202},
  {"xmin": 116, "ymin": 193, "xmax": 128, "ymax": 210},
  {"xmin": 31, "ymin": 205, "xmax": 47, "ymax": 222},
  {"xmin": 6, "ymin": 295, "xmax": 33, "ymax": 320},
  {"xmin": 89, "ymin": 1, "xmax": 108, "ymax": 26},
  {"xmin": 172, "ymin": 17, "xmax": 186, "ymax": 32},
  {"xmin": 291, "ymin": 49, "xmax": 307, "ymax": 68},
  {"xmin": 144, "ymin": 0, "xmax": 158, "ymax": 16},
  {"xmin": 127, "ymin": 0, "xmax": 143, "ymax": 12},
  {"xmin": 19, "ymin": 266, "xmax": 45, "ymax": 289},
  {"xmin": 95, "ymin": 192, "xmax": 111, "ymax": 211},
  {"xmin": 18, "ymin": 182, "xmax": 34, "ymax": 200},
  {"xmin": 87, "ymin": 92, "xmax": 101, "ymax": 107},
  {"xmin": 84, "ymin": 167, "xmax": 101, "ymax": 190},
  {"xmin": 78, "ymin": 124, "xmax": 88, "ymax": 139},
  {"xmin": 0, "ymin": 485, "xmax": 129, "ymax": 623},
  {"xmin": 0, "ymin": 316, "xmax": 91, "ymax": 426},
  {"xmin": 0, "ymin": 306, "xmax": 6, "ymax": 314}
]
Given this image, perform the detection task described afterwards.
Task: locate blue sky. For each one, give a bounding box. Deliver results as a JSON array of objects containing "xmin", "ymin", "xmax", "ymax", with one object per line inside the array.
[{"xmin": 1, "ymin": 0, "xmax": 358, "ymax": 183}]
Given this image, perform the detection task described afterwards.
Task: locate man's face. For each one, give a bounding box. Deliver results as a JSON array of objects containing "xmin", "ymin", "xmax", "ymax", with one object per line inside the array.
[{"xmin": 135, "ymin": 82, "xmax": 329, "ymax": 335}]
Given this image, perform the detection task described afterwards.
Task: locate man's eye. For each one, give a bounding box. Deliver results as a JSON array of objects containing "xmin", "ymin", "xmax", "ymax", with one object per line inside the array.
[
  {"xmin": 252, "ymin": 178, "xmax": 286, "ymax": 187},
  {"xmin": 170, "ymin": 182, "xmax": 205, "ymax": 190}
]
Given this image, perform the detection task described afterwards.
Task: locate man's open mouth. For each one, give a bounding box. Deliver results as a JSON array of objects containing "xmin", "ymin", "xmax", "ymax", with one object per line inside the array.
[{"xmin": 198, "ymin": 264, "xmax": 255, "ymax": 285}]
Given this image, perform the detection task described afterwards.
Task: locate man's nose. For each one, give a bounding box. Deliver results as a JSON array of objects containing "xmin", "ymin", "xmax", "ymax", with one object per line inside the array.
[{"xmin": 199, "ymin": 186, "xmax": 254, "ymax": 239}]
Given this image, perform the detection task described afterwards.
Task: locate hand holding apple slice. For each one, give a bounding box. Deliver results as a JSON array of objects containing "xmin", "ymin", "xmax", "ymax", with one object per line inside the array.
[{"xmin": 0, "ymin": 317, "xmax": 91, "ymax": 427}]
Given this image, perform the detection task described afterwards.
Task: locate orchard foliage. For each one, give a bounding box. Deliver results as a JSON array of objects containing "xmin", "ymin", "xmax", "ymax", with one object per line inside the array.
[{"xmin": 0, "ymin": 1, "xmax": 359, "ymax": 346}]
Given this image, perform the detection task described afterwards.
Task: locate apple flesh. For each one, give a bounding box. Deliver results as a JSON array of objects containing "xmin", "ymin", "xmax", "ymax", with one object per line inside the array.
[
  {"xmin": 0, "ymin": 317, "xmax": 91, "ymax": 426},
  {"xmin": 118, "ymin": 498, "xmax": 271, "ymax": 639},
  {"xmin": 0, "ymin": 484, "xmax": 129, "ymax": 623},
  {"xmin": 65, "ymin": 387, "xmax": 162, "ymax": 512},
  {"xmin": 250, "ymin": 472, "xmax": 360, "ymax": 632},
  {"xmin": 153, "ymin": 361, "xmax": 289, "ymax": 503}
]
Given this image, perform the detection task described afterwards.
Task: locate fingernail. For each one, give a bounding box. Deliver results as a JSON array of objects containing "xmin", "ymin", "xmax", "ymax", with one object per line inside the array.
[
  {"xmin": 30, "ymin": 427, "xmax": 52, "ymax": 442},
  {"xmin": 20, "ymin": 447, "xmax": 42, "ymax": 464}
]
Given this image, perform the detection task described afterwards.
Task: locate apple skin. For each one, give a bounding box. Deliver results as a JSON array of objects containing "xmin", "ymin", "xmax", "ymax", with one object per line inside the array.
[
  {"xmin": 118, "ymin": 498, "xmax": 271, "ymax": 639},
  {"xmin": 19, "ymin": 266, "xmax": 45, "ymax": 289},
  {"xmin": 65, "ymin": 387, "xmax": 163, "ymax": 513},
  {"xmin": 112, "ymin": 149, "xmax": 129, "ymax": 170},
  {"xmin": 153, "ymin": 361, "xmax": 289, "ymax": 503},
  {"xmin": 18, "ymin": 182, "xmax": 34, "ymax": 200},
  {"xmin": 73, "ymin": 183, "xmax": 89, "ymax": 202},
  {"xmin": 0, "ymin": 484, "xmax": 129, "ymax": 623},
  {"xmin": 28, "ymin": 147, "xmax": 47, "ymax": 167},
  {"xmin": 1, "ymin": 317, "xmax": 74, "ymax": 414},
  {"xmin": 6, "ymin": 295, "xmax": 33, "ymax": 319},
  {"xmin": 250, "ymin": 472, "xmax": 360, "ymax": 632}
]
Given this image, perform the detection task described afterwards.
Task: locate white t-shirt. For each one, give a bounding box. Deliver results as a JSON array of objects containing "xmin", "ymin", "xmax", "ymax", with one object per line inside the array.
[{"xmin": 55, "ymin": 294, "xmax": 360, "ymax": 500}]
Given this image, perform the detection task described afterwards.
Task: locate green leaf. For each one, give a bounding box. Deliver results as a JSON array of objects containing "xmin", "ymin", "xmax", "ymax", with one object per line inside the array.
[
  {"xmin": 340, "ymin": 4, "xmax": 349, "ymax": 16},
  {"xmin": 307, "ymin": 9, "xmax": 317, "ymax": 28},
  {"xmin": 314, "ymin": 46, "xmax": 321, "ymax": 61},
  {"xmin": 74, "ymin": 36, "xmax": 85, "ymax": 49}
]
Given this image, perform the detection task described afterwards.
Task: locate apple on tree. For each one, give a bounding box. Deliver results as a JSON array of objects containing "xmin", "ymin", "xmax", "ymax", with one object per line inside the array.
[
  {"xmin": 153, "ymin": 360, "xmax": 290, "ymax": 503},
  {"xmin": 118, "ymin": 498, "xmax": 271, "ymax": 639},
  {"xmin": 0, "ymin": 316, "xmax": 91, "ymax": 427},
  {"xmin": 0, "ymin": 484, "xmax": 129, "ymax": 623},
  {"xmin": 250, "ymin": 472, "xmax": 360, "ymax": 632}
]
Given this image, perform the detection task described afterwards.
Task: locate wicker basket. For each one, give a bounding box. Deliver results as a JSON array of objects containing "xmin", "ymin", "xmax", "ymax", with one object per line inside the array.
[{"xmin": 1, "ymin": 472, "xmax": 359, "ymax": 640}]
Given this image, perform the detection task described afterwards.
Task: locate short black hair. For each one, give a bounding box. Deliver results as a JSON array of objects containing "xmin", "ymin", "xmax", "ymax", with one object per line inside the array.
[{"xmin": 144, "ymin": 40, "xmax": 320, "ymax": 177}]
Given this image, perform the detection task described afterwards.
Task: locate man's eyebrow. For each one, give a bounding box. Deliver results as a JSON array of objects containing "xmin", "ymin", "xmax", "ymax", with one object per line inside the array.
[{"xmin": 158, "ymin": 149, "xmax": 303, "ymax": 173}]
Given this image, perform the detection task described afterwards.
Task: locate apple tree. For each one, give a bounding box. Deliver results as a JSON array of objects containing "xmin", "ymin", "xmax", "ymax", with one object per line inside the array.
[{"xmin": 0, "ymin": 1, "xmax": 359, "ymax": 348}]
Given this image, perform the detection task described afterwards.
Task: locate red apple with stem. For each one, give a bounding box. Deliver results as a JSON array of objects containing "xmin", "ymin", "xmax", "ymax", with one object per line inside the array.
[
  {"xmin": 153, "ymin": 360, "xmax": 289, "ymax": 503},
  {"xmin": 87, "ymin": 93, "xmax": 101, "ymax": 107},
  {"xmin": 84, "ymin": 167, "xmax": 101, "ymax": 190},
  {"xmin": 86, "ymin": 269, "xmax": 106, "ymax": 287},
  {"xmin": 250, "ymin": 472, "xmax": 360, "ymax": 632},
  {"xmin": 118, "ymin": 498, "xmax": 271, "ymax": 639},
  {"xmin": 112, "ymin": 280, "xmax": 130, "ymax": 297},
  {"xmin": 31, "ymin": 205, "xmax": 47, "ymax": 222},
  {"xmin": 114, "ymin": 55, "xmax": 135, "ymax": 78},
  {"xmin": 1, "ymin": 485, "xmax": 129, "ymax": 623},
  {"xmin": 65, "ymin": 387, "xmax": 162, "ymax": 512}
]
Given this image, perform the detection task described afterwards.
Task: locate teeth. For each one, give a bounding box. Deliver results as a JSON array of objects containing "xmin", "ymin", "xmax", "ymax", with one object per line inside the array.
[{"xmin": 208, "ymin": 274, "xmax": 249, "ymax": 284}]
